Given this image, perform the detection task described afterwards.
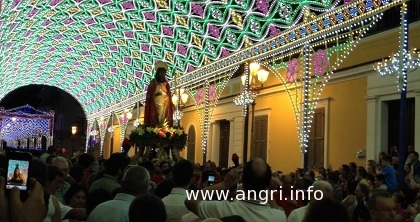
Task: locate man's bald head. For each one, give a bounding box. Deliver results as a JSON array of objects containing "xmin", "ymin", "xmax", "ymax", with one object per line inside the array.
[
  {"xmin": 309, "ymin": 180, "xmax": 333, "ymax": 204},
  {"xmin": 242, "ymin": 158, "xmax": 271, "ymax": 192},
  {"xmin": 122, "ymin": 166, "xmax": 150, "ymax": 196}
]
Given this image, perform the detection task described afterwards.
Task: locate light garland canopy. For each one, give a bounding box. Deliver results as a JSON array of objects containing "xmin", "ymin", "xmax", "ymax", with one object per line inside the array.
[{"xmin": 0, "ymin": 0, "xmax": 341, "ymax": 117}]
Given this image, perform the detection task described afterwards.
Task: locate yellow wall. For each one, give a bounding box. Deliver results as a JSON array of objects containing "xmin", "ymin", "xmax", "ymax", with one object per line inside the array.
[
  {"xmin": 180, "ymin": 108, "xmax": 203, "ymax": 164},
  {"xmin": 102, "ymin": 125, "xmax": 121, "ymax": 159},
  {"xmin": 322, "ymin": 77, "xmax": 367, "ymax": 170},
  {"xmin": 176, "ymin": 76, "xmax": 367, "ymax": 174},
  {"xmin": 254, "ymin": 91, "xmax": 300, "ymax": 174}
]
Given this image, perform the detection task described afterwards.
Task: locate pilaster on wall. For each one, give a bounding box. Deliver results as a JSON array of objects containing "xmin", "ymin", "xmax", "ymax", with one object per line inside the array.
[
  {"xmin": 210, "ymin": 121, "xmax": 221, "ymax": 163},
  {"xmin": 233, "ymin": 116, "xmax": 245, "ymax": 163},
  {"xmin": 366, "ymin": 95, "xmax": 379, "ymax": 161}
]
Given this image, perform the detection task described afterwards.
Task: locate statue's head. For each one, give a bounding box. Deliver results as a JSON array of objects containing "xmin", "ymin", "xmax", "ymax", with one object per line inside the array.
[
  {"xmin": 155, "ymin": 67, "xmax": 167, "ymax": 83},
  {"xmin": 154, "ymin": 61, "xmax": 168, "ymax": 83}
]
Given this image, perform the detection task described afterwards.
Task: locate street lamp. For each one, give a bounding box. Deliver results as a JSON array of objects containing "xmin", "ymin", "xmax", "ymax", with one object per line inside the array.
[
  {"xmin": 71, "ymin": 126, "xmax": 77, "ymax": 135},
  {"xmin": 71, "ymin": 125, "xmax": 77, "ymax": 152},
  {"xmin": 241, "ymin": 62, "xmax": 269, "ymax": 92},
  {"xmin": 172, "ymin": 87, "xmax": 189, "ymax": 126},
  {"xmin": 234, "ymin": 62, "xmax": 269, "ymax": 162}
]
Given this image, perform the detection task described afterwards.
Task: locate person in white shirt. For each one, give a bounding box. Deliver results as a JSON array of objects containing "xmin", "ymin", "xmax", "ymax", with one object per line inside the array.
[
  {"xmin": 185, "ymin": 158, "xmax": 287, "ymax": 222},
  {"xmin": 162, "ymin": 159, "xmax": 194, "ymax": 222},
  {"xmin": 287, "ymin": 180, "xmax": 333, "ymax": 222},
  {"xmin": 87, "ymin": 166, "xmax": 150, "ymax": 222}
]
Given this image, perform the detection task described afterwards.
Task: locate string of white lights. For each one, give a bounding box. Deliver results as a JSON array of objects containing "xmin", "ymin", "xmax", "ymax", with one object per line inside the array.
[{"xmin": 373, "ymin": 3, "xmax": 420, "ymax": 91}]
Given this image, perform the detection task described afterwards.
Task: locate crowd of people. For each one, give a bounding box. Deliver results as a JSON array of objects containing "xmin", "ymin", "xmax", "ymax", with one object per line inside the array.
[{"xmin": 1, "ymin": 144, "xmax": 420, "ymax": 222}]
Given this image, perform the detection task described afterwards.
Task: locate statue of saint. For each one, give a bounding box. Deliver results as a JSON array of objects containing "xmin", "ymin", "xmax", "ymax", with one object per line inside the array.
[
  {"xmin": 9, "ymin": 164, "xmax": 25, "ymax": 184},
  {"xmin": 144, "ymin": 62, "xmax": 174, "ymax": 127}
]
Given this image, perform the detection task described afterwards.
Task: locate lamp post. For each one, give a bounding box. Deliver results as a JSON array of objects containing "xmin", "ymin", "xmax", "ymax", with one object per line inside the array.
[
  {"xmin": 234, "ymin": 62, "xmax": 269, "ymax": 162},
  {"xmin": 71, "ymin": 125, "xmax": 77, "ymax": 153},
  {"xmin": 172, "ymin": 87, "xmax": 189, "ymax": 126}
]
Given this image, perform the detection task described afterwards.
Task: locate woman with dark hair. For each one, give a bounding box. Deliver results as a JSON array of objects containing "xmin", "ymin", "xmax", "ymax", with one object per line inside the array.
[{"xmin": 64, "ymin": 184, "xmax": 87, "ymax": 208}]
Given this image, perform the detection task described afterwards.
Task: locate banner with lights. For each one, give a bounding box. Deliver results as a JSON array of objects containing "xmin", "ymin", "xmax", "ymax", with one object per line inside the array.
[{"xmin": 0, "ymin": 105, "xmax": 54, "ymax": 149}]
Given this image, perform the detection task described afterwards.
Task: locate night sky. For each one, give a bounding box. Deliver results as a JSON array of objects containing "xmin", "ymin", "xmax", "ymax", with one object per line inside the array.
[{"xmin": 0, "ymin": 84, "xmax": 62, "ymax": 110}]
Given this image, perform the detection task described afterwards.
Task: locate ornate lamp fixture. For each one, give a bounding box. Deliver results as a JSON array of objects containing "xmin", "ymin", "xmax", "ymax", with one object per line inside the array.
[
  {"xmin": 172, "ymin": 86, "xmax": 189, "ymax": 125},
  {"xmin": 234, "ymin": 62, "xmax": 269, "ymax": 115}
]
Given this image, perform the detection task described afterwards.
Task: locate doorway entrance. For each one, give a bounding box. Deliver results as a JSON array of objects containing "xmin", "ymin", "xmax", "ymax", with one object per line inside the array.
[{"xmin": 219, "ymin": 120, "xmax": 230, "ymax": 168}]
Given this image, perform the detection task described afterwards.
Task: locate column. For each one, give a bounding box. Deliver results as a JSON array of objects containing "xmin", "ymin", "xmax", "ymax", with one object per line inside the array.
[
  {"xmin": 210, "ymin": 121, "xmax": 220, "ymax": 163},
  {"xmin": 366, "ymin": 95, "xmax": 378, "ymax": 161},
  {"xmin": 233, "ymin": 116, "xmax": 244, "ymax": 163}
]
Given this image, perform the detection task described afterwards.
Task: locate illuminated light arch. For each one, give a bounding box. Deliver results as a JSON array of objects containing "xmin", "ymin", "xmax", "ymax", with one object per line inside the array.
[
  {"xmin": 0, "ymin": 0, "xmax": 340, "ymax": 117},
  {"xmin": 260, "ymin": 11, "xmax": 383, "ymax": 155}
]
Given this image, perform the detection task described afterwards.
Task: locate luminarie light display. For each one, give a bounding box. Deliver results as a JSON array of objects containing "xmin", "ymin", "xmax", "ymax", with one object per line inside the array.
[
  {"xmin": 0, "ymin": 105, "xmax": 54, "ymax": 149},
  {"xmin": 0, "ymin": 0, "xmax": 340, "ymax": 118}
]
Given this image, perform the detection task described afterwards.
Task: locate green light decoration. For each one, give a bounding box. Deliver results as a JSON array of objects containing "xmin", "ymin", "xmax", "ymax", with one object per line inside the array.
[{"xmin": 0, "ymin": 0, "xmax": 338, "ymax": 116}]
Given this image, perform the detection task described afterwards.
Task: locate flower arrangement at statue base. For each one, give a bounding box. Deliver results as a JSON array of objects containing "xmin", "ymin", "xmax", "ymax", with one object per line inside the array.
[{"xmin": 129, "ymin": 121, "xmax": 187, "ymax": 162}]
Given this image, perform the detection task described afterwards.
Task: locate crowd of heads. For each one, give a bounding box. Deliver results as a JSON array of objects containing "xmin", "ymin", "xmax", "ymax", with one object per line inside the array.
[{"xmin": 1, "ymin": 144, "xmax": 420, "ymax": 222}]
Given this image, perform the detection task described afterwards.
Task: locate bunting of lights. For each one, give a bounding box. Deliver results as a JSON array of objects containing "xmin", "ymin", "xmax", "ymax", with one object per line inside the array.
[
  {"xmin": 0, "ymin": 0, "xmax": 405, "ymax": 156},
  {"xmin": 116, "ymin": 107, "xmax": 134, "ymax": 152},
  {"xmin": 260, "ymin": 9, "xmax": 383, "ymax": 162},
  {"xmin": 0, "ymin": 0, "xmax": 400, "ymax": 121},
  {"xmin": 374, "ymin": 3, "xmax": 420, "ymax": 90},
  {"xmin": 88, "ymin": 0, "xmax": 403, "ymax": 120},
  {"xmin": 188, "ymin": 66, "xmax": 238, "ymax": 159},
  {"xmin": 97, "ymin": 115, "xmax": 110, "ymax": 156},
  {"xmin": 0, "ymin": 0, "xmax": 340, "ymax": 117},
  {"xmin": 0, "ymin": 105, "xmax": 54, "ymax": 149}
]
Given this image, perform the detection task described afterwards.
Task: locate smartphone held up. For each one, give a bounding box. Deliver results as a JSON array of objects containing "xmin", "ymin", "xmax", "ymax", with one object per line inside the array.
[{"xmin": 4, "ymin": 151, "xmax": 32, "ymax": 199}]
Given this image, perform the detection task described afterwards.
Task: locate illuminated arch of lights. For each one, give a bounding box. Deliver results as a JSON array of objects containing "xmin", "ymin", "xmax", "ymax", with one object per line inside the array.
[{"xmin": 0, "ymin": 0, "xmax": 340, "ymax": 116}]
